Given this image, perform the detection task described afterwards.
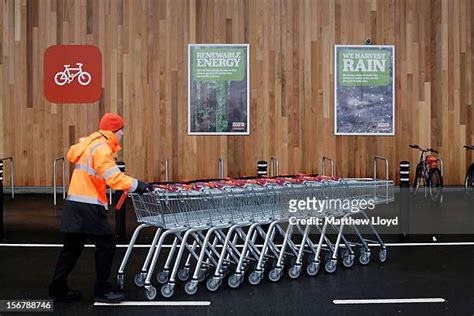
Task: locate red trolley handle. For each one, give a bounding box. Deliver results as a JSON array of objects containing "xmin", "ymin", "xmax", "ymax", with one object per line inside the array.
[{"xmin": 115, "ymin": 191, "xmax": 128, "ymax": 211}]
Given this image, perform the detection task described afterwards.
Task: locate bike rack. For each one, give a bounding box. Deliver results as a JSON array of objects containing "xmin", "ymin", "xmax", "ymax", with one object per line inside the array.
[
  {"xmin": 373, "ymin": 156, "xmax": 389, "ymax": 203},
  {"xmin": 373, "ymin": 156, "xmax": 389, "ymax": 180},
  {"xmin": 436, "ymin": 158, "xmax": 444, "ymax": 177},
  {"xmin": 270, "ymin": 156, "xmax": 279, "ymax": 177},
  {"xmin": 218, "ymin": 157, "xmax": 225, "ymax": 179},
  {"xmin": 162, "ymin": 159, "xmax": 170, "ymax": 182},
  {"xmin": 0, "ymin": 157, "xmax": 14, "ymax": 199},
  {"xmin": 53, "ymin": 157, "xmax": 66, "ymax": 205},
  {"xmin": 321, "ymin": 156, "xmax": 335, "ymax": 177}
]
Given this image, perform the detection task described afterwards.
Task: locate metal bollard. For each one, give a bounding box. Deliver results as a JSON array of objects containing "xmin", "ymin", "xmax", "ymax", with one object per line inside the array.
[
  {"xmin": 0, "ymin": 161, "xmax": 4, "ymax": 239},
  {"xmin": 399, "ymin": 161, "xmax": 410, "ymax": 187},
  {"xmin": 115, "ymin": 161, "xmax": 127, "ymax": 240},
  {"xmin": 257, "ymin": 160, "xmax": 268, "ymax": 177},
  {"xmin": 0, "ymin": 157, "xmax": 14, "ymax": 199},
  {"xmin": 399, "ymin": 161, "xmax": 410, "ymax": 240}
]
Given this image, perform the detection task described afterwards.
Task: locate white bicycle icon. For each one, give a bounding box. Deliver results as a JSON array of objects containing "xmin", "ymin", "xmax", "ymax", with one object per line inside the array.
[{"xmin": 54, "ymin": 63, "xmax": 92, "ymax": 86}]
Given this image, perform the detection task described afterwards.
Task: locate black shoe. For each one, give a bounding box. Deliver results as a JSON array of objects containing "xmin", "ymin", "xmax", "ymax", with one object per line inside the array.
[
  {"xmin": 49, "ymin": 289, "xmax": 82, "ymax": 301},
  {"xmin": 94, "ymin": 291, "xmax": 124, "ymax": 303}
]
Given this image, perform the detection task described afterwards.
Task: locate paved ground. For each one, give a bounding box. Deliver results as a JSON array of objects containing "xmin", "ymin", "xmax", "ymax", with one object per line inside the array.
[{"xmin": 0, "ymin": 245, "xmax": 472, "ymax": 315}]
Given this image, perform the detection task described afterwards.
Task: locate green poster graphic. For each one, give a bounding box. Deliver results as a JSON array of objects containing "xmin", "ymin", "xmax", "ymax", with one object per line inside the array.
[
  {"xmin": 188, "ymin": 45, "xmax": 249, "ymax": 135},
  {"xmin": 335, "ymin": 45, "xmax": 395, "ymax": 135},
  {"xmin": 338, "ymin": 49, "xmax": 391, "ymax": 86},
  {"xmin": 192, "ymin": 48, "xmax": 245, "ymax": 81}
]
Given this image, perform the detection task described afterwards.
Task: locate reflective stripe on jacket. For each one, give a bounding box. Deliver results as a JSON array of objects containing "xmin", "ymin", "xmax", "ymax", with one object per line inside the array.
[{"xmin": 66, "ymin": 130, "xmax": 138, "ymax": 210}]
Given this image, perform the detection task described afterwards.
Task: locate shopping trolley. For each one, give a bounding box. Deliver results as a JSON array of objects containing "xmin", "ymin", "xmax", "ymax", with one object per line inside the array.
[{"xmin": 118, "ymin": 175, "xmax": 394, "ymax": 299}]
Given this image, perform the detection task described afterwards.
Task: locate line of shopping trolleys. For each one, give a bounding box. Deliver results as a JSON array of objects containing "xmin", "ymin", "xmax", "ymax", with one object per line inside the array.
[{"xmin": 116, "ymin": 174, "xmax": 394, "ymax": 300}]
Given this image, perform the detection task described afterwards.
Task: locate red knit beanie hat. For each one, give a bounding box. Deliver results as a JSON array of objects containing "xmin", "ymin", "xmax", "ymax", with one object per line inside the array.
[{"xmin": 99, "ymin": 113, "xmax": 125, "ymax": 132}]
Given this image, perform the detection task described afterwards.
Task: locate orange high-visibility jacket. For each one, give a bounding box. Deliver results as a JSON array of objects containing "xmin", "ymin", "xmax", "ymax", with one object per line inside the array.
[{"xmin": 66, "ymin": 130, "xmax": 138, "ymax": 210}]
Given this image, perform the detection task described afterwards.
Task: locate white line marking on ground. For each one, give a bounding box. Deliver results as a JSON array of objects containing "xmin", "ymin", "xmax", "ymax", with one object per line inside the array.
[
  {"xmin": 333, "ymin": 298, "xmax": 446, "ymax": 305},
  {"xmin": 380, "ymin": 242, "xmax": 474, "ymax": 246},
  {"xmin": 94, "ymin": 301, "xmax": 211, "ymax": 307},
  {"xmin": 1, "ymin": 242, "xmax": 474, "ymax": 248}
]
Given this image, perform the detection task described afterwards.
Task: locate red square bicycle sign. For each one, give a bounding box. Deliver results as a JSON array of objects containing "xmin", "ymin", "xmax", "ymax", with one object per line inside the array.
[{"xmin": 44, "ymin": 45, "xmax": 102, "ymax": 103}]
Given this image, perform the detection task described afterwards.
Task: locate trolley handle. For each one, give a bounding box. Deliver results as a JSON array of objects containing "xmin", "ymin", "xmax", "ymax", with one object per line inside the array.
[
  {"xmin": 428, "ymin": 148, "xmax": 439, "ymax": 154},
  {"xmin": 409, "ymin": 144, "xmax": 419, "ymax": 149},
  {"xmin": 115, "ymin": 191, "xmax": 128, "ymax": 211},
  {"xmin": 464, "ymin": 145, "xmax": 474, "ymax": 150}
]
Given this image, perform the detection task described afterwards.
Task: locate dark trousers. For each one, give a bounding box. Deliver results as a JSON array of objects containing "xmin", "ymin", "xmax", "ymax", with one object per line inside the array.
[{"xmin": 49, "ymin": 233, "xmax": 116, "ymax": 296}]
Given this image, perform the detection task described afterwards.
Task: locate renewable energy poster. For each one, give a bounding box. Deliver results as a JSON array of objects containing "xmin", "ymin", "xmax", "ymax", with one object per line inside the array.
[{"xmin": 188, "ymin": 44, "xmax": 250, "ymax": 135}]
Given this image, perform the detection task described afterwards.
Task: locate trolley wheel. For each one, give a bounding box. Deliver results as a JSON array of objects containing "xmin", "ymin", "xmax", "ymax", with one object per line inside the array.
[
  {"xmin": 185, "ymin": 281, "xmax": 198, "ymax": 296},
  {"xmin": 342, "ymin": 255, "xmax": 354, "ymax": 268},
  {"xmin": 222, "ymin": 265, "xmax": 231, "ymax": 277},
  {"xmin": 178, "ymin": 269, "xmax": 190, "ymax": 282},
  {"xmin": 268, "ymin": 269, "xmax": 281, "ymax": 282},
  {"xmin": 157, "ymin": 271, "xmax": 169, "ymax": 284},
  {"xmin": 248, "ymin": 271, "xmax": 262, "ymax": 286},
  {"xmin": 145, "ymin": 286, "xmax": 157, "ymax": 301},
  {"xmin": 134, "ymin": 273, "xmax": 145, "ymax": 287},
  {"xmin": 161, "ymin": 284, "xmax": 174, "ymax": 298},
  {"xmin": 197, "ymin": 269, "xmax": 207, "ymax": 282},
  {"xmin": 306, "ymin": 262, "xmax": 319, "ymax": 276},
  {"xmin": 206, "ymin": 278, "xmax": 220, "ymax": 292},
  {"xmin": 228, "ymin": 275, "xmax": 241, "ymax": 289},
  {"xmin": 117, "ymin": 274, "xmax": 124, "ymax": 291},
  {"xmin": 288, "ymin": 266, "xmax": 301, "ymax": 279},
  {"xmin": 379, "ymin": 248, "xmax": 387, "ymax": 263},
  {"xmin": 325, "ymin": 260, "xmax": 337, "ymax": 274},
  {"xmin": 341, "ymin": 249, "xmax": 350, "ymax": 258},
  {"xmin": 243, "ymin": 260, "xmax": 252, "ymax": 272},
  {"xmin": 359, "ymin": 252, "xmax": 371, "ymax": 265}
]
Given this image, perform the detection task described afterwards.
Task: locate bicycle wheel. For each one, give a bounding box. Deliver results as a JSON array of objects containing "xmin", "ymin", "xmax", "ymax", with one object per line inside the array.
[
  {"xmin": 428, "ymin": 168, "xmax": 443, "ymax": 201},
  {"xmin": 465, "ymin": 164, "xmax": 474, "ymax": 195},
  {"xmin": 413, "ymin": 164, "xmax": 422, "ymax": 190}
]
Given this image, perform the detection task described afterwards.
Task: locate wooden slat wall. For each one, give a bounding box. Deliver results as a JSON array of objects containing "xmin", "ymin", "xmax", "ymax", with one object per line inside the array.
[{"xmin": 0, "ymin": 0, "xmax": 473, "ymax": 186}]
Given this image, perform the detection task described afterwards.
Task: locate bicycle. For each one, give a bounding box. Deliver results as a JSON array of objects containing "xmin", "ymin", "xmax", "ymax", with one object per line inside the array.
[
  {"xmin": 464, "ymin": 145, "xmax": 474, "ymax": 194},
  {"xmin": 409, "ymin": 144, "xmax": 443, "ymax": 200},
  {"xmin": 54, "ymin": 63, "xmax": 92, "ymax": 86}
]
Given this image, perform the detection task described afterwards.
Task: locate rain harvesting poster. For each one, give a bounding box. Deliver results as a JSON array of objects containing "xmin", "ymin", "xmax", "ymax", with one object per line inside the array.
[
  {"xmin": 188, "ymin": 44, "xmax": 250, "ymax": 135},
  {"xmin": 335, "ymin": 45, "xmax": 395, "ymax": 135}
]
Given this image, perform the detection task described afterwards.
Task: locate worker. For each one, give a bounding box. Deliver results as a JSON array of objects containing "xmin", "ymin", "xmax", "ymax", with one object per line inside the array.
[{"xmin": 48, "ymin": 113, "xmax": 151, "ymax": 303}]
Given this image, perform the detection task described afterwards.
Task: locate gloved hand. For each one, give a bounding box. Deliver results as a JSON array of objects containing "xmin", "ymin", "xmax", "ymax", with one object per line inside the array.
[{"xmin": 135, "ymin": 180, "xmax": 153, "ymax": 193}]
